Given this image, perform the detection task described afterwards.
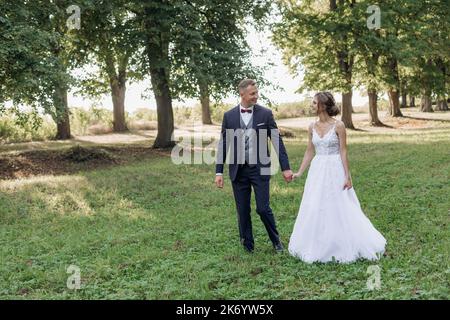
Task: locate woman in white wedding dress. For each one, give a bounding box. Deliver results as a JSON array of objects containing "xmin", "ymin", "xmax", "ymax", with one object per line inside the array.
[{"xmin": 289, "ymin": 92, "xmax": 386, "ymax": 263}]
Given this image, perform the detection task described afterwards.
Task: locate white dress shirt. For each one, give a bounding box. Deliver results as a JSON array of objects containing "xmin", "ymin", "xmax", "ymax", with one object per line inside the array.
[{"xmin": 240, "ymin": 104, "xmax": 254, "ymax": 126}]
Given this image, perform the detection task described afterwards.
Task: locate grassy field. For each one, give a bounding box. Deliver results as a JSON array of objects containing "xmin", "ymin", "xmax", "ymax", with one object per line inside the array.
[{"xmin": 0, "ymin": 123, "xmax": 449, "ymax": 299}]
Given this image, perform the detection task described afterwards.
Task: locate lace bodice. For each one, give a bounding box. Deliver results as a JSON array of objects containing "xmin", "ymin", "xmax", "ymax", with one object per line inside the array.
[{"xmin": 312, "ymin": 121, "xmax": 340, "ymax": 155}]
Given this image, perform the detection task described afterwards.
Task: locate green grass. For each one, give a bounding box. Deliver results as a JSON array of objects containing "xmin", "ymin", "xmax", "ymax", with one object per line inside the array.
[{"xmin": 0, "ymin": 127, "xmax": 449, "ymax": 299}]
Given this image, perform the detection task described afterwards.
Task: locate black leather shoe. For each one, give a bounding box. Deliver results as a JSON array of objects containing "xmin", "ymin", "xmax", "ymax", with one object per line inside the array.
[
  {"xmin": 243, "ymin": 246, "xmax": 254, "ymax": 253},
  {"xmin": 273, "ymin": 242, "xmax": 284, "ymax": 253}
]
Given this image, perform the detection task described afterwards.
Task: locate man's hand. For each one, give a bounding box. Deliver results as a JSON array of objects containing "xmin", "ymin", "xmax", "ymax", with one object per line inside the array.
[
  {"xmin": 282, "ymin": 170, "xmax": 293, "ymax": 183},
  {"xmin": 215, "ymin": 175, "xmax": 224, "ymax": 188}
]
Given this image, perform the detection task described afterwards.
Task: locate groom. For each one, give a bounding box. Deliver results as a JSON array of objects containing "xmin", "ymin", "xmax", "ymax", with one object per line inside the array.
[{"xmin": 215, "ymin": 79, "xmax": 293, "ymax": 253}]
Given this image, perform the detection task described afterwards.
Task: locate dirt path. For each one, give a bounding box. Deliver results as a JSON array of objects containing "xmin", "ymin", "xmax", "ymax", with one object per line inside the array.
[
  {"xmin": 1, "ymin": 107, "xmax": 449, "ymax": 180},
  {"xmin": 2, "ymin": 107, "xmax": 449, "ymax": 155}
]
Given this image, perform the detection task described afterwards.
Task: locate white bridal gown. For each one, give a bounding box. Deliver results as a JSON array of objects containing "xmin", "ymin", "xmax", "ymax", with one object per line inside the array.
[{"xmin": 288, "ymin": 121, "xmax": 386, "ymax": 263}]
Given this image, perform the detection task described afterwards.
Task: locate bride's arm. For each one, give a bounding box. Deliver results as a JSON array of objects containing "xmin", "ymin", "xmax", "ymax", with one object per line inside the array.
[
  {"xmin": 336, "ymin": 121, "xmax": 352, "ymax": 189},
  {"xmin": 293, "ymin": 124, "xmax": 315, "ymax": 178}
]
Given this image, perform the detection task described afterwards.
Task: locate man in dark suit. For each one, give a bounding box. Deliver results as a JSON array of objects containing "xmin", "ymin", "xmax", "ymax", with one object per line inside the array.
[{"xmin": 215, "ymin": 79, "xmax": 293, "ymax": 253}]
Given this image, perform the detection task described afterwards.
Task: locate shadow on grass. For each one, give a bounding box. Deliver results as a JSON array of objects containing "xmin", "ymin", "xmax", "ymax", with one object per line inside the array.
[{"xmin": 402, "ymin": 115, "xmax": 450, "ymax": 123}]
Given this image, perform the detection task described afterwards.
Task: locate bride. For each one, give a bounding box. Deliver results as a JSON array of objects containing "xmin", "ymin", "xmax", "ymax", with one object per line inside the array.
[{"xmin": 289, "ymin": 92, "xmax": 386, "ymax": 263}]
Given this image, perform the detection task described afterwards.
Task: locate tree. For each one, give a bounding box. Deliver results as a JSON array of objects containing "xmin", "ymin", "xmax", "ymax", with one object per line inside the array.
[
  {"xmin": 126, "ymin": 0, "xmax": 273, "ymax": 148},
  {"xmin": 351, "ymin": 2, "xmax": 385, "ymax": 126},
  {"xmin": 170, "ymin": 0, "xmax": 272, "ymax": 125},
  {"xmin": 73, "ymin": 0, "xmax": 143, "ymax": 132},
  {"xmin": 273, "ymin": 0, "xmax": 357, "ymax": 128},
  {"xmin": 0, "ymin": 0, "xmax": 75, "ymax": 139},
  {"xmin": 394, "ymin": 1, "xmax": 449, "ymax": 113}
]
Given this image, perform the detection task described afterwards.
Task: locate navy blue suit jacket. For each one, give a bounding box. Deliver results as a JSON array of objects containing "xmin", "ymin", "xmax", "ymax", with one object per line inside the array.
[{"xmin": 215, "ymin": 104, "xmax": 290, "ymax": 182}]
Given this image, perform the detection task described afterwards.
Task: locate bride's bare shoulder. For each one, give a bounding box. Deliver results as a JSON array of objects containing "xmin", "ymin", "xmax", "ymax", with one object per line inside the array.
[
  {"xmin": 308, "ymin": 121, "xmax": 315, "ymax": 132},
  {"xmin": 335, "ymin": 119, "xmax": 345, "ymax": 129},
  {"xmin": 334, "ymin": 120, "xmax": 346, "ymax": 137}
]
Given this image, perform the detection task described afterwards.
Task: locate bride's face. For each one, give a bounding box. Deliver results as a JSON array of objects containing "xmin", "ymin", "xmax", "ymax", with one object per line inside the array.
[{"xmin": 311, "ymin": 97, "xmax": 320, "ymax": 114}]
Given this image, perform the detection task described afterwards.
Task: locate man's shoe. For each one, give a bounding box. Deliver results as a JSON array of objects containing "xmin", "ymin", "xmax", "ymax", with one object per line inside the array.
[
  {"xmin": 273, "ymin": 242, "xmax": 284, "ymax": 253},
  {"xmin": 243, "ymin": 246, "xmax": 254, "ymax": 253}
]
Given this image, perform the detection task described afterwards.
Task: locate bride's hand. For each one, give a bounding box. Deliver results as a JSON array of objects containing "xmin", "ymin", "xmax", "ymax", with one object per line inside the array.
[
  {"xmin": 292, "ymin": 172, "xmax": 301, "ymax": 180},
  {"xmin": 343, "ymin": 178, "xmax": 352, "ymax": 190}
]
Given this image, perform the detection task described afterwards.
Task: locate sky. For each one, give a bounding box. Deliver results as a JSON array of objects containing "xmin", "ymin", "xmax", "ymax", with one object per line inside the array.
[{"xmin": 67, "ymin": 24, "xmax": 368, "ymax": 113}]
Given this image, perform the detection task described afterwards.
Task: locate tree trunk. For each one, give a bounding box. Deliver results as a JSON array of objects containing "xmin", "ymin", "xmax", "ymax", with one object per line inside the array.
[
  {"xmin": 409, "ymin": 96, "xmax": 415, "ymax": 108},
  {"xmin": 150, "ymin": 66, "xmax": 175, "ymax": 148},
  {"xmin": 145, "ymin": 8, "xmax": 175, "ymax": 149},
  {"xmin": 53, "ymin": 84, "xmax": 71, "ymax": 140},
  {"xmin": 199, "ymin": 81, "xmax": 212, "ymax": 125},
  {"xmin": 388, "ymin": 90, "xmax": 403, "ymax": 117},
  {"xmin": 368, "ymin": 89, "xmax": 383, "ymax": 126},
  {"xmin": 110, "ymin": 76, "xmax": 128, "ymax": 132},
  {"xmin": 51, "ymin": 40, "xmax": 71, "ymax": 140},
  {"xmin": 386, "ymin": 55, "xmax": 403, "ymax": 117},
  {"xmin": 420, "ymin": 95, "xmax": 433, "ymax": 112},
  {"xmin": 331, "ymin": 0, "xmax": 354, "ymax": 128},
  {"xmin": 401, "ymin": 91, "xmax": 407, "ymax": 108},
  {"xmin": 330, "ymin": 0, "xmax": 337, "ymax": 9},
  {"xmin": 435, "ymin": 98, "xmax": 449, "ymax": 111},
  {"xmin": 341, "ymin": 91, "xmax": 354, "ymax": 129}
]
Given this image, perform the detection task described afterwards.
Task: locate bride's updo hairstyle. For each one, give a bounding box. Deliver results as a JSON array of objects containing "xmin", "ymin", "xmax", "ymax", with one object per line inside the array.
[{"xmin": 314, "ymin": 92, "xmax": 340, "ymax": 117}]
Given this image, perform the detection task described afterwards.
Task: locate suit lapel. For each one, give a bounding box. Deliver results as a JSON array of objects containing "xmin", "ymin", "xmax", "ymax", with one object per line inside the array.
[
  {"xmin": 252, "ymin": 104, "xmax": 259, "ymax": 130},
  {"xmin": 233, "ymin": 104, "xmax": 241, "ymax": 129}
]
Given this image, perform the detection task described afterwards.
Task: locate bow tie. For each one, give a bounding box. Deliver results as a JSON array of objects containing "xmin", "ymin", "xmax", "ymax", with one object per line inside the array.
[{"xmin": 241, "ymin": 109, "xmax": 252, "ymax": 113}]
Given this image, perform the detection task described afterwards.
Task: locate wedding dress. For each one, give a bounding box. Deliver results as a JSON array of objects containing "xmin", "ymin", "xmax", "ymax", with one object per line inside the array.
[{"xmin": 288, "ymin": 121, "xmax": 386, "ymax": 263}]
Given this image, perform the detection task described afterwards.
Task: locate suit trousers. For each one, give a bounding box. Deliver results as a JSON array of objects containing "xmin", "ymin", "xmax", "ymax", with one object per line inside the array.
[{"xmin": 231, "ymin": 164, "xmax": 280, "ymax": 250}]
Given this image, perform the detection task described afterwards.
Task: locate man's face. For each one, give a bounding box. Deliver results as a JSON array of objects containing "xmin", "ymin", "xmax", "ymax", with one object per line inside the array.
[{"xmin": 240, "ymin": 84, "xmax": 259, "ymax": 107}]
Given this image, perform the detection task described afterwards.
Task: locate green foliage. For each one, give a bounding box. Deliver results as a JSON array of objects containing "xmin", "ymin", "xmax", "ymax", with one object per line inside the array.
[
  {"xmin": 0, "ymin": 110, "xmax": 55, "ymax": 143},
  {"xmin": 70, "ymin": 107, "xmax": 114, "ymax": 136},
  {"xmin": 273, "ymin": 0, "xmax": 449, "ymax": 98},
  {"xmin": 0, "ymin": 0, "xmax": 78, "ymax": 129},
  {"xmin": 129, "ymin": 108, "xmax": 158, "ymax": 122},
  {"xmin": 273, "ymin": 1, "xmax": 354, "ymax": 92},
  {"xmin": 273, "ymin": 100, "xmax": 314, "ymax": 119},
  {"xmin": 71, "ymin": 0, "xmax": 144, "ymax": 99},
  {"xmin": 169, "ymin": 0, "xmax": 274, "ymax": 101}
]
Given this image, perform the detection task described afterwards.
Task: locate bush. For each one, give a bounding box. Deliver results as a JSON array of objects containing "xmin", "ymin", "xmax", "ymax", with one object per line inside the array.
[
  {"xmin": 130, "ymin": 108, "xmax": 158, "ymax": 122},
  {"xmin": 272, "ymin": 100, "xmax": 313, "ymax": 119},
  {"xmin": 378, "ymin": 98, "xmax": 390, "ymax": 111},
  {"xmin": 211, "ymin": 102, "xmax": 235, "ymax": 123},
  {"xmin": 0, "ymin": 99, "xmax": 316, "ymax": 144},
  {"xmin": 0, "ymin": 111, "xmax": 55, "ymax": 143},
  {"xmin": 70, "ymin": 106, "xmax": 113, "ymax": 135},
  {"xmin": 128, "ymin": 120, "xmax": 158, "ymax": 130},
  {"xmin": 87, "ymin": 124, "xmax": 113, "ymax": 135}
]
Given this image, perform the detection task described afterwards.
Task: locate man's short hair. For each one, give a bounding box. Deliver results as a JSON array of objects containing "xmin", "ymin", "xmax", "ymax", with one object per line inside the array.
[{"xmin": 238, "ymin": 79, "xmax": 257, "ymax": 93}]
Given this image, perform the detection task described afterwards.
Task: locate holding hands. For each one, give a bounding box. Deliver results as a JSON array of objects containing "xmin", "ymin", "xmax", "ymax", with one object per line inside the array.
[
  {"xmin": 292, "ymin": 171, "xmax": 302, "ymax": 180},
  {"xmin": 282, "ymin": 170, "xmax": 294, "ymax": 183}
]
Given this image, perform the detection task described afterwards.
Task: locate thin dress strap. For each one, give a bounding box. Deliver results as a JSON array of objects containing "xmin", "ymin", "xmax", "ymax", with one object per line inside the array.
[{"xmin": 313, "ymin": 119, "xmax": 337, "ymax": 138}]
